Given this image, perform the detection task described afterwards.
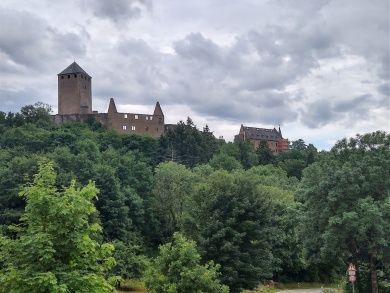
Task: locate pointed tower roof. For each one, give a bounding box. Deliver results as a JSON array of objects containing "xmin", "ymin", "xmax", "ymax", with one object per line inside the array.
[
  {"xmin": 58, "ymin": 61, "xmax": 91, "ymax": 77},
  {"xmin": 278, "ymin": 125, "xmax": 283, "ymax": 138},
  {"xmin": 153, "ymin": 101, "xmax": 164, "ymax": 116},
  {"xmin": 108, "ymin": 98, "xmax": 118, "ymax": 113}
]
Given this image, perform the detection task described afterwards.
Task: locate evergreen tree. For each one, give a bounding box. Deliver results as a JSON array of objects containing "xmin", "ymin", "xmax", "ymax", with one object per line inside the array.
[
  {"xmin": 236, "ymin": 140, "xmax": 258, "ymax": 169},
  {"xmin": 256, "ymin": 140, "xmax": 275, "ymax": 165},
  {"xmin": 185, "ymin": 170, "xmax": 278, "ymax": 292},
  {"xmin": 157, "ymin": 118, "xmax": 219, "ymax": 167}
]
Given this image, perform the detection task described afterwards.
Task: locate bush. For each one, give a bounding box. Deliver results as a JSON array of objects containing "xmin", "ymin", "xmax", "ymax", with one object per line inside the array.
[{"xmin": 144, "ymin": 233, "xmax": 228, "ymax": 293}]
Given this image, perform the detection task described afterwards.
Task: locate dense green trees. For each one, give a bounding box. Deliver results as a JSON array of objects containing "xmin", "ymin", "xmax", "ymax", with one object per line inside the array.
[
  {"xmin": 0, "ymin": 162, "xmax": 115, "ymax": 292},
  {"xmin": 185, "ymin": 170, "xmax": 278, "ymax": 292},
  {"xmin": 0, "ymin": 103, "xmax": 388, "ymax": 292},
  {"xmin": 158, "ymin": 118, "xmax": 219, "ymax": 166},
  {"xmin": 299, "ymin": 132, "xmax": 390, "ymax": 292}
]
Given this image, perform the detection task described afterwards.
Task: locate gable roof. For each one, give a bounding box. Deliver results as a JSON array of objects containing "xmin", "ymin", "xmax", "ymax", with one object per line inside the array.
[
  {"xmin": 58, "ymin": 62, "xmax": 91, "ymax": 77},
  {"xmin": 242, "ymin": 125, "xmax": 283, "ymax": 140}
]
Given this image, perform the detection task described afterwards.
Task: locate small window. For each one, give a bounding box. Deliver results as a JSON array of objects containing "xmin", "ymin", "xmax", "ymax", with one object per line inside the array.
[
  {"xmin": 81, "ymin": 74, "xmax": 83, "ymax": 78},
  {"xmin": 124, "ymin": 114, "xmax": 128, "ymax": 118},
  {"xmin": 150, "ymin": 116, "xmax": 153, "ymax": 120},
  {"xmin": 74, "ymin": 74, "xmax": 77, "ymax": 78},
  {"xmin": 68, "ymin": 75, "xmax": 70, "ymax": 78},
  {"xmin": 146, "ymin": 116, "xmax": 149, "ymax": 120},
  {"xmin": 122, "ymin": 125, "xmax": 127, "ymax": 130},
  {"xmin": 131, "ymin": 126, "xmax": 136, "ymax": 131},
  {"xmin": 135, "ymin": 115, "xmax": 138, "ymax": 119},
  {"xmin": 145, "ymin": 126, "xmax": 149, "ymax": 131}
]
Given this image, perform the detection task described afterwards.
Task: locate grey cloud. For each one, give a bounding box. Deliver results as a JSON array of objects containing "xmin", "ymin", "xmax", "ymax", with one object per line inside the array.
[
  {"xmin": 301, "ymin": 93, "xmax": 385, "ymax": 128},
  {"xmin": 300, "ymin": 100, "xmax": 337, "ymax": 128},
  {"xmin": 0, "ymin": 88, "xmax": 43, "ymax": 112},
  {"xmin": 0, "ymin": 9, "xmax": 86, "ymax": 71},
  {"xmin": 174, "ymin": 33, "xmax": 224, "ymax": 65},
  {"xmin": 377, "ymin": 83, "xmax": 390, "ymax": 97},
  {"xmin": 89, "ymin": 19, "xmax": 381, "ymax": 127},
  {"xmin": 84, "ymin": 0, "xmax": 152, "ymax": 23}
]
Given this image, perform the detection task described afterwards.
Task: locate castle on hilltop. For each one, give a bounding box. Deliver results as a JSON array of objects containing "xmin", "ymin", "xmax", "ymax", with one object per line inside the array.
[
  {"xmin": 235, "ymin": 125, "xmax": 289, "ymax": 153},
  {"xmin": 53, "ymin": 61, "xmax": 165, "ymax": 138},
  {"xmin": 53, "ymin": 61, "xmax": 288, "ymax": 151}
]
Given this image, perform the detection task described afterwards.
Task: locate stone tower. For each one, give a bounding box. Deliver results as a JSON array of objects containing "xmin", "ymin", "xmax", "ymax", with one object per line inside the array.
[{"xmin": 58, "ymin": 62, "xmax": 92, "ymax": 114}]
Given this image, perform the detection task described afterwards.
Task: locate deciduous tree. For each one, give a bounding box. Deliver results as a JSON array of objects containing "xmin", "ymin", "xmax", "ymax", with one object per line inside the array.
[
  {"xmin": 144, "ymin": 233, "xmax": 228, "ymax": 293},
  {"xmin": 0, "ymin": 162, "xmax": 116, "ymax": 292}
]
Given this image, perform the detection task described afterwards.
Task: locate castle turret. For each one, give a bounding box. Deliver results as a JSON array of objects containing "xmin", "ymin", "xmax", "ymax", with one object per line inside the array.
[
  {"xmin": 108, "ymin": 98, "xmax": 118, "ymax": 113},
  {"xmin": 58, "ymin": 62, "xmax": 92, "ymax": 115},
  {"xmin": 153, "ymin": 101, "xmax": 164, "ymax": 116}
]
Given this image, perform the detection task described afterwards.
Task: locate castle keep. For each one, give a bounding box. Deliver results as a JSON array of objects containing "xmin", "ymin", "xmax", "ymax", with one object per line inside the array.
[
  {"xmin": 58, "ymin": 62, "xmax": 92, "ymax": 115},
  {"xmin": 54, "ymin": 62, "xmax": 164, "ymax": 138}
]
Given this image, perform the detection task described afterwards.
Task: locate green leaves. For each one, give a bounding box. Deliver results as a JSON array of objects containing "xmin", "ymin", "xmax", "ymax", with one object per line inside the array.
[
  {"xmin": 299, "ymin": 131, "xmax": 390, "ymax": 291},
  {"xmin": 0, "ymin": 162, "xmax": 115, "ymax": 292},
  {"xmin": 185, "ymin": 170, "xmax": 278, "ymax": 292},
  {"xmin": 144, "ymin": 233, "xmax": 228, "ymax": 293}
]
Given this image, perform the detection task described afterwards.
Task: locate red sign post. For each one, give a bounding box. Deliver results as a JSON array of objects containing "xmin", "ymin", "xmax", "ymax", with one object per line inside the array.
[{"xmin": 347, "ymin": 263, "xmax": 357, "ymax": 293}]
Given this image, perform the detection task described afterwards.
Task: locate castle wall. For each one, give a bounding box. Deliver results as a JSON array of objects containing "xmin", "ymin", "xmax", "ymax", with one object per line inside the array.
[
  {"xmin": 53, "ymin": 112, "xmax": 164, "ymax": 138},
  {"xmin": 52, "ymin": 113, "xmax": 108, "ymax": 125},
  {"xmin": 106, "ymin": 112, "xmax": 164, "ymax": 138}
]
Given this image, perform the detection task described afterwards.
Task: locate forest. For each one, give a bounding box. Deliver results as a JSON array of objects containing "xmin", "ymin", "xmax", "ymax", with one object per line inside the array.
[{"xmin": 0, "ymin": 103, "xmax": 388, "ymax": 293}]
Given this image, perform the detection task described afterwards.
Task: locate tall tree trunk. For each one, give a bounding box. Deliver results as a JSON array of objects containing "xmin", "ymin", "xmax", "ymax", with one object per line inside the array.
[{"xmin": 370, "ymin": 256, "xmax": 378, "ymax": 293}]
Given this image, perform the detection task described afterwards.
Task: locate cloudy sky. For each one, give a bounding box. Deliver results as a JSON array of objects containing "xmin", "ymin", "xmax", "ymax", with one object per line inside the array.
[{"xmin": 0, "ymin": 0, "xmax": 389, "ymax": 149}]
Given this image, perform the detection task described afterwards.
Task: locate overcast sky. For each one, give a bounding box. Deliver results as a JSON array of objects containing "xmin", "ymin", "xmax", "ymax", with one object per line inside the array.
[{"xmin": 0, "ymin": 0, "xmax": 389, "ymax": 149}]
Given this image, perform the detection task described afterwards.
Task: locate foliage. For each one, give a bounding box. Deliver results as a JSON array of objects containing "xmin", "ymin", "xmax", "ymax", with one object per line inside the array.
[
  {"xmin": 2, "ymin": 103, "xmax": 388, "ymax": 292},
  {"xmin": 185, "ymin": 170, "xmax": 279, "ymax": 292},
  {"xmin": 299, "ymin": 131, "xmax": 390, "ymax": 292},
  {"xmin": 209, "ymin": 152, "xmax": 243, "ymax": 171},
  {"xmin": 236, "ymin": 140, "xmax": 258, "ymax": 169},
  {"xmin": 152, "ymin": 162, "xmax": 195, "ymax": 239},
  {"xmin": 276, "ymin": 140, "xmax": 318, "ymax": 179},
  {"xmin": 0, "ymin": 102, "xmax": 52, "ymax": 128},
  {"xmin": 111, "ymin": 240, "xmax": 148, "ymax": 281},
  {"xmin": 158, "ymin": 118, "xmax": 219, "ymax": 167},
  {"xmin": 144, "ymin": 233, "xmax": 228, "ymax": 293},
  {"xmin": 0, "ymin": 162, "xmax": 116, "ymax": 293},
  {"xmin": 256, "ymin": 140, "xmax": 276, "ymax": 165}
]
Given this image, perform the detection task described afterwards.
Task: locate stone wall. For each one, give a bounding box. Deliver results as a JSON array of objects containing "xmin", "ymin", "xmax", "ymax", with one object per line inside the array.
[{"xmin": 58, "ymin": 73, "xmax": 92, "ymax": 115}]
